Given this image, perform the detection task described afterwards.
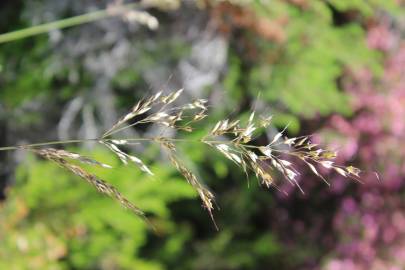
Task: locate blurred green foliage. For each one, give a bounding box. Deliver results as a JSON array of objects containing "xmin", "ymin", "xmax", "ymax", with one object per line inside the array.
[
  {"xmin": 0, "ymin": 149, "xmax": 196, "ymax": 269},
  {"xmin": 224, "ymin": 0, "xmax": 383, "ymax": 123}
]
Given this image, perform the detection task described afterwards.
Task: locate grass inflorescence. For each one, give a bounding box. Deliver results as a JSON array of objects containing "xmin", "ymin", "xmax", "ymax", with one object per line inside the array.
[{"xmin": 0, "ymin": 89, "xmax": 363, "ymax": 229}]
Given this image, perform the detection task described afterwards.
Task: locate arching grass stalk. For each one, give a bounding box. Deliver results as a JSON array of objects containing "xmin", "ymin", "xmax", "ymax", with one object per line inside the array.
[{"xmin": 0, "ymin": 89, "xmax": 363, "ymax": 229}]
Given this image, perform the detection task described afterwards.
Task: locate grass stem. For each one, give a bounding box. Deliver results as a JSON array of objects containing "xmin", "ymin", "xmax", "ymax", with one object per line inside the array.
[{"xmin": 0, "ymin": 2, "xmax": 139, "ymax": 44}]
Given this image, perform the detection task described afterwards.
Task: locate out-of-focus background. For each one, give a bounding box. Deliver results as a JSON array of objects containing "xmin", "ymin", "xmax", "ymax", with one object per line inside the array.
[{"xmin": 0, "ymin": 0, "xmax": 404, "ymax": 269}]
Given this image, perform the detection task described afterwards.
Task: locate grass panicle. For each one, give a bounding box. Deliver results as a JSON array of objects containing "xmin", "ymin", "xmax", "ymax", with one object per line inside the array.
[{"xmin": 0, "ymin": 89, "xmax": 363, "ymax": 229}]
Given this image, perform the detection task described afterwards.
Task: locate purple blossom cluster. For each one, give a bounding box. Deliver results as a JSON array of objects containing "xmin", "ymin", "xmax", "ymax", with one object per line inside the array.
[{"xmin": 322, "ymin": 18, "xmax": 405, "ymax": 270}]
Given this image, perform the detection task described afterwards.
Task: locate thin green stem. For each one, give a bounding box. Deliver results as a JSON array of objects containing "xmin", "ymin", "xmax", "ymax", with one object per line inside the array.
[
  {"xmin": 0, "ymin": 136, "xmax": 238, "ymax": 152},
  {"xmin": 0, "ymin": 3, "xmax": 139, "ymax": 44},
  {"xmin": 0, "ymin": 139, "xmax": 98, "ymax": 151}
]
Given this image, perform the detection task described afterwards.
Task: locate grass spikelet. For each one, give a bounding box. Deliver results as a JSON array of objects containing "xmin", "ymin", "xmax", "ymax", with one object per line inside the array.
[
  {"xmin": 161, "ymin": 88, "xmax": 183, "ymax": 104},
  {"xmin": 203, "ymin": 110, "xmax": 363, "ymax": 193},
  {"xmin": 159, "ymin": 139, "xmax": 218, "ymax": 230},
  {"xmin": 33, "ymin": 148, "xmax": 113, "ymax": 168},
  {"xmin": 32, "ymin": 148, "xmax": 145, "ymax": 217},
  {"xmin": 100, "ymin": 141, "xmax": 153, "ymax": 175}
]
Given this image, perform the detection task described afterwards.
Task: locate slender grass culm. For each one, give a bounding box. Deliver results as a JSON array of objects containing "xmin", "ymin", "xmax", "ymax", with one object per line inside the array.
[{"xmin": 0, "ymin": 89, "xmax": 363, "ymax": 229}]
